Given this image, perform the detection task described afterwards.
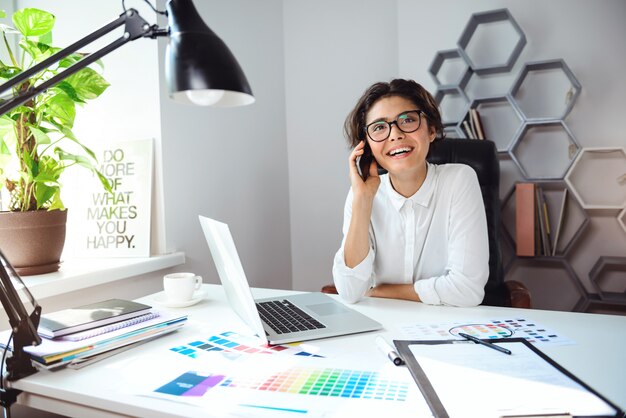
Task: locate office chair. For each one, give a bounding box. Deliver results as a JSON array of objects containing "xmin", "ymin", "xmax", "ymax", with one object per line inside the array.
[{"xmin": 322, "ymin": 138, "xmax": 531, "ymax": 308}]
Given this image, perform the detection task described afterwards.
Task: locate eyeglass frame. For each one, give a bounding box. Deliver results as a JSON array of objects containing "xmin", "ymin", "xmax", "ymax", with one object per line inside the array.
[{"xmin": 364, "ymin": 109, "xmax": 426, "ymax": 142}]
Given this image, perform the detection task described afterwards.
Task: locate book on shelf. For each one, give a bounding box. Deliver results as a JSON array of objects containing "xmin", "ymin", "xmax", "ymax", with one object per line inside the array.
[
  {"xmin": 535, "ymin": 185, "xmax": 552, "ymax": 256},
  {"xmin": 470, "ymin": 108, "xmax": 485, "ymax": 140},
  {"xmin": 468, "ymin": 109, "xmax": 477, "ymax": 139},
  {"xmin": 462, "ymin": 120, "xmax": 476, "ymax": 139},
  {"xmin": 515, "ymin": 182, "xmax": 536, "ymax": 257},
  {"xmin": 38, "ymin": 299, "xmax": 152, "ymax": 339},
  {"xmin": 551, "ymin": 188, "xmax": 569, "ymax": 256}
]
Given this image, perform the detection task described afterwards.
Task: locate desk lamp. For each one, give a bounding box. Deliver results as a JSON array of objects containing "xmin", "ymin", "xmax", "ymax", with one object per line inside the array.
[
  {"xmin": 0, "ymin": 0, "xmax": 254, "ymax": 410},
  {"xmin": 0, "ymin": 0, "xmax": 255, "ymax": 116},
  {"xmin": 0, "ymin": 249, "xmax": 41, "ymax": 409}
]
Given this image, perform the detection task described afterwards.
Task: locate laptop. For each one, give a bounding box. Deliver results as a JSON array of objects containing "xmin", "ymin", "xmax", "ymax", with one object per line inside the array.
[{"xmin": 199, "ymin": 215, "xmax": 382, "ymax": 345}]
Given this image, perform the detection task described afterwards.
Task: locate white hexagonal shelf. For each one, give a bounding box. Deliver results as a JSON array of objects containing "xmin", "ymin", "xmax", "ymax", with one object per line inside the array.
[
  {"xmin": 510, "ymin": 59, "xmax": 581, "ymax": 121},
  {"xmin": 619, "ymin": 208, "xmax": 626, "ymax": 235},
  {"xmin": 457, "ymin": 8, "xmax": 526, "ymax": 75},
  {"xmin": 429, "ymin": 49, "xmax": 472, "ymax": 87},
  {"xmin": 565, "ymin": 147, "xmax": 626, "ymax": 210},
  {"xmin": 510, "ymin": 121, "xmax": 580, "ymax": 180}
]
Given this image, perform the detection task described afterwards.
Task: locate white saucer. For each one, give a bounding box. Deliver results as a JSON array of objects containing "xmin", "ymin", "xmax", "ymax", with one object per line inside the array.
[{"xmin": 153, "ymin": 289, "xmax": 207, "ymax": 308}]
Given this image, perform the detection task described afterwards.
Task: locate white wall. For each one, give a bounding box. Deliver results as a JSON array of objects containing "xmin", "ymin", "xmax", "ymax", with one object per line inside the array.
[
  {"xmin": 284, "ymin": 0, "xmax": 399, "ymax": 291},
  {"xmin": 396, "ymin": 0, "xmax": 626, "ymax": 310},
  {"xmin": 285, "ymin": 0, "xmax": 626, "ymax": 308},
  {"xmin": 157, "ymin": 0, "xmax": 293, "ymax": 290},
  {"xmin": 9, "ymin": 0, "xmax": 625, "ymax": 306}
]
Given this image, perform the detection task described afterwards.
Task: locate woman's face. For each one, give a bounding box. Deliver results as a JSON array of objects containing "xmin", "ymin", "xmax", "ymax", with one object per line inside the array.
[{"xmin": 365, "ymin": 96, "xmax": 436, "ymax": 177}]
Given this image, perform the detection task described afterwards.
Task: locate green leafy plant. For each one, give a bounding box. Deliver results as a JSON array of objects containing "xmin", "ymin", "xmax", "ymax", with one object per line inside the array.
[{"xmin": 0, "ymin": 7, "xmax": 111, "ymax": 212}]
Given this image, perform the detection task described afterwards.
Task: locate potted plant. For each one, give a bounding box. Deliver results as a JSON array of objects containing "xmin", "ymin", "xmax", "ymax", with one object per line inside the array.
[{"xmin": 0, "ymin": 7, "xmax": 111, "ymax": 275}]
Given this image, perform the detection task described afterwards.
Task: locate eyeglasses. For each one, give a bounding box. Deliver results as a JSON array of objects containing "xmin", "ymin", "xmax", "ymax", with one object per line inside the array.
[{"xmin": 365, "ymin": 110, "xmax": 424, "ymax": 142}]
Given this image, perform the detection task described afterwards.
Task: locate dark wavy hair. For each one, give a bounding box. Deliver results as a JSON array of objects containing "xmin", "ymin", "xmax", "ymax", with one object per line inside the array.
[{"xmin": 344, "ymin": 79, "xmax": 444, "ymax": 148}]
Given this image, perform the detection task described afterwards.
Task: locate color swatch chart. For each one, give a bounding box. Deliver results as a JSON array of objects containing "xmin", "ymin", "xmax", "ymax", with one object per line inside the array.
[
  {"xmin": 398, "ymin": 318, "xmax": 573, "ymax": 346},
  {"xmin": 169, "ymin": 331, "xmax": 322, "ymax": 359},
  {"xmin": 156, "ymin": 367, "xmax": 409, "ymax": 401}
]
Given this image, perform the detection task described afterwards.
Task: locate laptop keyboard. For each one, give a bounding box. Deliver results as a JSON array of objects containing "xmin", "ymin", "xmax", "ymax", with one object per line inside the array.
[{"xmin": 256, "ymin": 300, "xmax": 326, "ymax": 335}]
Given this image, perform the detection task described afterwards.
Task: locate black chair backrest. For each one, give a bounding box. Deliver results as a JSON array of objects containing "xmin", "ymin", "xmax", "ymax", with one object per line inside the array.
[{"xmin": 427, "ymin": 138, "xmax": 506, "ymax": 306}]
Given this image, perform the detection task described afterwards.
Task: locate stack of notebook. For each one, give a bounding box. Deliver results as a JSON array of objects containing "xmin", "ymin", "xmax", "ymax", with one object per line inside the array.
[{"xmin": 1, "ymin": 299, "xmax": 187, "ymax": 369}]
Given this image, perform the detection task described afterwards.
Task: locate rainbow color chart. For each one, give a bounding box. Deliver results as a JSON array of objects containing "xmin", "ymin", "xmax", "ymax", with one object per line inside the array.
[
  {"xmin": 156, "ymin": 367, "xmax": 409, "ymax": 401},
  {"xmin": 398, "ymin": 318, "xmax": 573, "ymax": 345},
  {"xmin": 169, "ymin": 331, "xmax": 322, "ymax": 359}
]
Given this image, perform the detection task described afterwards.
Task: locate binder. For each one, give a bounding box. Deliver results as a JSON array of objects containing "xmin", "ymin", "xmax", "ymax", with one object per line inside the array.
[
  {"xmin": 516, "ymin": 183, "xmax": 536, "ymax": 256},
  {"xmin": 394, "ymin": 338, "xmax": 624, "ymax": 418}
]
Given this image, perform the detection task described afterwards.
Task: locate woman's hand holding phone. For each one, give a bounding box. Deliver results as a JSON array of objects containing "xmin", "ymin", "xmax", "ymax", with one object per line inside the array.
[{"xmin": 349, "ymin": 141, "xmax": 380, "ymax": 202}]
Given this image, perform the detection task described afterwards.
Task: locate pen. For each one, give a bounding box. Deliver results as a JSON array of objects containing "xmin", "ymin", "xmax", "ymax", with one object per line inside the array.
[
  {"xmin": 458, "ymin": 332, "xmax": 511, "ymax": 355},
  {"xmin": 375, "ymin": 336, "xmax": 404, "ymax": 366}
]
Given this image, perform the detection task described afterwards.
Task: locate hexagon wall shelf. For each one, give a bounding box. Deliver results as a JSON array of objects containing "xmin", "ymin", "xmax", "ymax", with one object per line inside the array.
[
  {"xmin": 619, "ymin": 208, "xmax": 626, "ymax": 234},
  {"xmin": 435, "ymin": 86, "xmax": 470, "ymax": 126},
  {"xmin": 589, "ymin": 256, "xmax": 626, "ymax": 302},
  {"xmin": 443, "ymin": 125, "xmax": 464, "ymax": 139},
  {"xmin": 498, "ymin": 154, "xmax": 524, "ymax": 200},
  {"xmin": 457, "ymin": 8, "xmax": 526, "ymax": 75},
  {"xmin": 565, "ymin": 147, "xmax": 626, "ymax": 210},
  {"xmin": 469, "ymin": 95, "xmax": 523, "ymax": 152},
  {"xmin": 429, "ymin": 49, "xmax": 472, "ymax": 87},
  {"xmin": 575, "ymin": 295, "xmax": 626, "ymax": 314},
  {"xmin": 534, "ymin": 181, "xmax": 590, "ymax": 257},
  {"xmin": 510, "ymin": 121, "xmax": 580, "ymax": 180},
  {"xmin": 506, "ymin": 257, "xmax": 585, "ymax": 311},
  {"xmin": 500, "ymin": 181, "xmax": 589, "ymax": 258},
  {"xmin": 510, "ymin": 59, "xmax": 581, "ymax": 121},
  {"xmin": 429, "ymin": 7, "xmax": 626, "ymax": 314}
]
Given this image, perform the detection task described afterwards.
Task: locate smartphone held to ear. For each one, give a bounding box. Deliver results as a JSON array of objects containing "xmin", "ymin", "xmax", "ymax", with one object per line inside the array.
[{"xmin": 357, "ymin": 141, "xmax": 379, "ymax": 181}]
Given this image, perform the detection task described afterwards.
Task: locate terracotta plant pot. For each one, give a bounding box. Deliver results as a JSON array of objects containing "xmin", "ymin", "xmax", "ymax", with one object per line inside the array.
[{"xmin": 0, "ymin": 209, "xmax": 68, "ymax": 276}]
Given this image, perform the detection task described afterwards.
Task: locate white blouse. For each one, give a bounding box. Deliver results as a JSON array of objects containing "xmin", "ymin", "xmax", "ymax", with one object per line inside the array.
[{"xmin": 332, "ymin": 163, "xmax": 489, "ymax": 307}]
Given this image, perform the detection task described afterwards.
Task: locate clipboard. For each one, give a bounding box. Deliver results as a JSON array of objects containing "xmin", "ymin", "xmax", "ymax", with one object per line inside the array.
[{"xmin": 394, "ymin": 338, "xmax": 624, "ymax": 418}]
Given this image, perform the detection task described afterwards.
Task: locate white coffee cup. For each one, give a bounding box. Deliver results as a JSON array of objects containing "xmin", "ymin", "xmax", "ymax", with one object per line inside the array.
[{"xmin": 163, "ymin": 272, "xmax": 202, "ymax": 302}]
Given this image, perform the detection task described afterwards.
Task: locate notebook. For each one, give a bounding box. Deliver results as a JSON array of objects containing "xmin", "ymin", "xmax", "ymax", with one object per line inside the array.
[
  {"xmin": 199, "ymin": 215, "xmax": 382, "ymax": 345},
  {"xmin": 38, "ymin": 299, "xmax": 152, "ymax": 339}
]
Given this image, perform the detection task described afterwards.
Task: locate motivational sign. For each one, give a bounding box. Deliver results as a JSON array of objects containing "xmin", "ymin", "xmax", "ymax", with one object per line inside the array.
[{"xmin": 68, "ymin": 139, "xmax": 153, "ymax": 257}]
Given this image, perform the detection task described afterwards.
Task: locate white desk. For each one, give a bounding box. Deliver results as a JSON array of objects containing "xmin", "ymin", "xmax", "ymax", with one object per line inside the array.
[{"xmin": 9, "ymin": 284, "xmax": 626, "ymax": 417}]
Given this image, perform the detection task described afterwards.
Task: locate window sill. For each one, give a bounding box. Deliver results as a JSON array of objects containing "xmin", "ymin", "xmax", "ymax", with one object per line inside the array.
[{"xmin": 21, "ymin": 252, "xmax": 186, "ymax": 300}]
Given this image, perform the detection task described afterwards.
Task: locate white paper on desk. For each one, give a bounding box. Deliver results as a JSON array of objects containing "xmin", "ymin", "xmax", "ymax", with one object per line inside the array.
[
  {"xmin": 126, "ymin": 352, "xmax": 432, "ymax": 418},
  {"xmin": 396, "ymin": 318, "xmax": 574, "ymax": 346},
  {"xmin": 409, "ymin": 342, "xmax": 616, "ymax": 418}
]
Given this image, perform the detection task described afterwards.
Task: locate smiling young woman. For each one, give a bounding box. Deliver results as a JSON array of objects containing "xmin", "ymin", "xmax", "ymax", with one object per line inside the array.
[{"xmin": 332, "ymin": 79, "xmax": 489, "ymax": 307}]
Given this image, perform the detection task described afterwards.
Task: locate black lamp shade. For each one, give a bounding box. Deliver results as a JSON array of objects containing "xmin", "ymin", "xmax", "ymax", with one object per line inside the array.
[{"xmin": 165, "ymin": 0, "xmax": 254, "ymax": 107}]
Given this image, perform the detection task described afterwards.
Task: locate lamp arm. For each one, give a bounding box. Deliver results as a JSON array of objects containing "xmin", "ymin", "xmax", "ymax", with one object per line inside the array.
[
  {"xmin": 0, "ymin": 250, "xmax": 42, "ymax": 382},
  {"xmin": 0, "ymin": 8, "xmax": 167, "ymax": 116}
]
